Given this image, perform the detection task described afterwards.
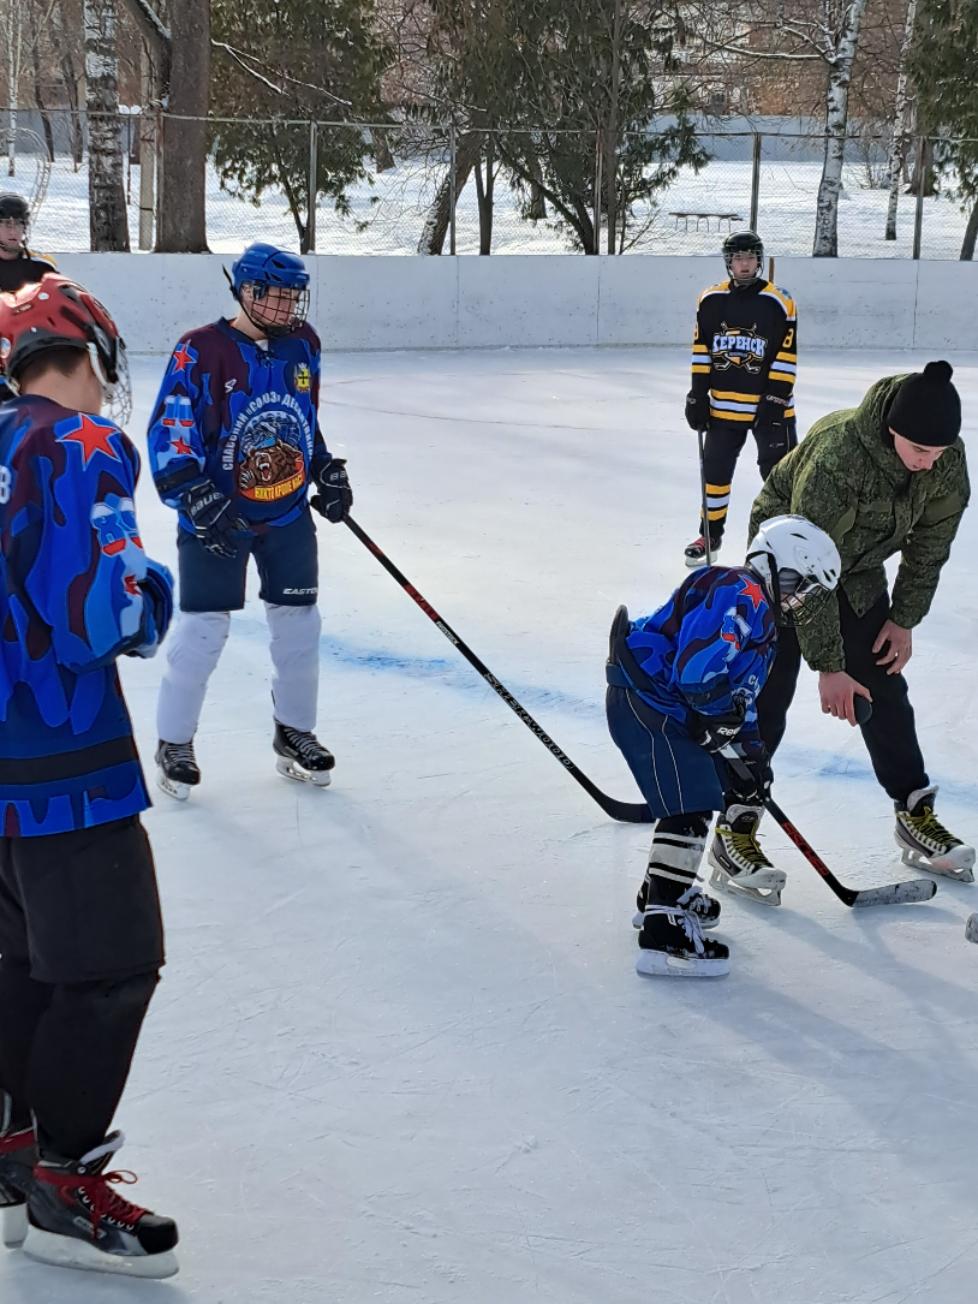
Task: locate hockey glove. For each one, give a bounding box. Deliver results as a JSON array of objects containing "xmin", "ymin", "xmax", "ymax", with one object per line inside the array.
[
  {"xmin": 685, "ymin": 390, "xmax": 710, "ymax": 432},
  {"xmin": 691, "ymin": 698, "xmax": 746, "ymax": 753},
  {"xmin": 310, "ymin": 457, "xmax": 353, "ymax": 524},
  {"xmin": 723, "ymin": 739, "xmax": 773, "ymax": 803},
  {"xmin": 182, "ymin": 480, "xmax": 248, "ymax": 559},
  {"xmin": 128, "ymin": 559, "xmax": 174, "ymax": 659},
  {"xmin": 752, "ymin": 397, "xmax": 787, "ymax": 436}
]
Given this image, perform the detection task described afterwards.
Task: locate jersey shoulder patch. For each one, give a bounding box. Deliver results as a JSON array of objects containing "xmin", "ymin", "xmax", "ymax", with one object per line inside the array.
[
  {"xmin": 698, "ymin": 281, "xmax": 730, "ymax": 306},
  {"xmin": 759, "ymin": 283, "xmax": 796, "ymax": 318}
]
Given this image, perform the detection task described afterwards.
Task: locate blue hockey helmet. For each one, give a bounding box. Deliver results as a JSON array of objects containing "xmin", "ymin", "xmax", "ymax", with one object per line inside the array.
[{"xmin": 227, "ymin": 243, "xmax": 310, "ymax": 336}]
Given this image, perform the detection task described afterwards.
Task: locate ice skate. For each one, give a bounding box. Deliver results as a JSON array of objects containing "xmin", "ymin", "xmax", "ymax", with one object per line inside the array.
[
  {"xmin": 636, "ymin": 904, "xmax": 730, "ymax": 978},
  {"xmin": 633, "ymin": 880, "xmax": 720, "ymax": 930},
  {"xmin": 23, "ymin": 1131, "xmax": 178, "ymax": 1278},
  {"xmin": 895, "ymin": 787, "xmax": 975, "ymax": 883},
  {"xmin": 0, "ymin": 1096, "xmax": 35, "ymax": 1249},
  {"xmin": 155, "ymin": 740, "xmax": 200, "ymax": 802},
  {"xmin": 684, "ymin": 533, "xmax": 721, "ymax": 568},
  {"xmin": 273, "ymin": 722, "xmax": 334, "ymax": 787},
  {"xmin": 709, "ymin": 804, "xmax": 787, "ymax": 905}
]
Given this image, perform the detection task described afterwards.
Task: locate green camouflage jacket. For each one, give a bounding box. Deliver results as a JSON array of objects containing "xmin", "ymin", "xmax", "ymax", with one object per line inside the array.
[{"xmin": 748, "ymin": 374, "xmax": 970, "ymax": 673}]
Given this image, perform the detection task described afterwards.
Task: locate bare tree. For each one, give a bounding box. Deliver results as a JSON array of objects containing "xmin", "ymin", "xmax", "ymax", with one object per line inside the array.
[
  {"xmin": 883, "ymin": 0, "xmax": 916, "ymax": 238},
  {"xmin": 1, "ymin": 1, "xmax": 59, "ymax": 175},
  {"xmin": 52, "ymin": 1, "xmax": 86, "ymax": 168},
  {"xmin": 84, "ymin": 0, "xmax": 130, "ymax": 249}
]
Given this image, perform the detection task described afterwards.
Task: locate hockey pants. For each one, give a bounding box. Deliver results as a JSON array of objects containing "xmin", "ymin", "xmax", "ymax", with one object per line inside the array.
[{"xmin": 699, "ymin": 418, "xmax": 797, "ymax": 539}]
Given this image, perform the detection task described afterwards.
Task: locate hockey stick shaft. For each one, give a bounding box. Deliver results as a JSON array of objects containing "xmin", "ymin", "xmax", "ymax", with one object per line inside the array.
[
  {"xmin": 344, "ymin": 515, "xmax": 653, "ymax": 824},
  {"xmin": 697, "ymin": 426, "xmax": 713, "ymax": 566}
]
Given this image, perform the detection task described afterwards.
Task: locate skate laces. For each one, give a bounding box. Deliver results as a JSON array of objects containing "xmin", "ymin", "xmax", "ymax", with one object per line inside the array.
[
  {"xmin": 166, "ymin": 742, "xmax": 195, "ymax": 765},
  {"xmin": 282, "ymin": 726, "xmax": 322, "ymax": 761},
  {"xmin": 904, "ymin": 803, "xmax": 957, "ymax": 852},
  {"xmin": 677, "ymin": 886, "xmax": 713, "ymax": 919},
  {"xmin": 36, "ymin": 1165, "xmax": 147, "ymax": 1236},
  {"xmin": 658, "ymin": 905, "xmax": 707, "ymax": 956},
  {"xmin": 723, "ymin": 819, "xmax": 772, "ymax": 870}
]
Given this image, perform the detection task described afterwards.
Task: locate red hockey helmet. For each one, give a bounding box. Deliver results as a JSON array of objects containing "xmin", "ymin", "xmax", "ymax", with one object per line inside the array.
[{"xmin": 0, "ymin": 274, "xmax": 131, "ymax": 422}]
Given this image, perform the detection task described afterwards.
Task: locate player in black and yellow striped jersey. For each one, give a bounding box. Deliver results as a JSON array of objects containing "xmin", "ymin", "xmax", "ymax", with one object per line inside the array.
[
  {"xmin": 0, "ymin": 193, "xmax": 58, "ymax": 402},
  {"xmin": 684, "ymin": 230, "xmax": 797, "ymax": 567}
]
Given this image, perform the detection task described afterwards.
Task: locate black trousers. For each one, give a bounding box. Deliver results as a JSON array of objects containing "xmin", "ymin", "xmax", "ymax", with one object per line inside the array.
[
  {"xmin": 0, "ymin": 816, "xmax": 164, "ymax": 1158},
  {"xmin": 756, "ymin": 592, "xmax": 928, "ymax": 804},
  {"xmin": 700, "ymin": 417, "xmax": 797, "ymax": 539}
]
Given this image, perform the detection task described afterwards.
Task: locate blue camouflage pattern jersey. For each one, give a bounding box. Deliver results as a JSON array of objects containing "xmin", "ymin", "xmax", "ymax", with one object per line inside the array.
[
  {"xmin": 0, "ymin": 397, "xmax": 155, "ymax": 836},
  {"xmin": 147, "ymin": 319, "xmax": 331, "ymax": 530},
  {"xmin": 624, "ymin": 566, "xmax": 777, "ymax": 741}
]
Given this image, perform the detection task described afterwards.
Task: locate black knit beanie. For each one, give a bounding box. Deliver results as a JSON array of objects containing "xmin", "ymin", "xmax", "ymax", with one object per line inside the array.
[{"xmin": 887, "ymin": 360, "xmax": 961, "ymax": 447}]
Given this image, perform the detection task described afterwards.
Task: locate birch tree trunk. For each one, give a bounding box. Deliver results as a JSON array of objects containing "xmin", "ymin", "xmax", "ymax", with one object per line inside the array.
[
  {"xmin": 4, "ymin": 5, "xmax": 22, "ymax": 177},
  {"xmin": 812, "ymin": 0, "xmax": 868, "ymax": 257},
  {"xmin": 884, "ymin": 0, "xmax": 917, "ymax": 241},
  {"xmin": 84, "ymin": 0, "xmax": 130, "ymax": 250}
]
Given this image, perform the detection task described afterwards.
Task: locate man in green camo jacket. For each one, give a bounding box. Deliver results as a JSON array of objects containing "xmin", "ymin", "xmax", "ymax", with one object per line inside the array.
[{"xmin": 705, "ymin": 360, "xmax": 975, "ymax": 904}]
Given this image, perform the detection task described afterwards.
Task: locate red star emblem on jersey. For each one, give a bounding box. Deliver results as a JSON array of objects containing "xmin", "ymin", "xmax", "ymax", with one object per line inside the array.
[
  {"xmin": 738, "ymin": 577, "xmax": 765, "ymax": 612},
  {"xmin": 59, "ymin": 415, "xmax": 120, "ymax": 467},
  {"xmin": 171, "ymin": 436, "xmax": 193, "ymax": 457},
  {"xmin": 171, "ymin": 344, "xmax": 194, "ymax": 372}
]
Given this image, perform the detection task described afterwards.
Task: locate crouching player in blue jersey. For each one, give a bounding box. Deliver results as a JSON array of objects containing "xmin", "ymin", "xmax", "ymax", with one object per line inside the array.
[
  {"xmin": 0, "ymin": 277, "xmax": 179, "ymax": 1274},
  {"xmin": 606, "ymin": 517, "xmax": 840, "ymax": 978},
  {"xmin": 148, "ymin": 243, "xmax": 352, "ymax": 799}
]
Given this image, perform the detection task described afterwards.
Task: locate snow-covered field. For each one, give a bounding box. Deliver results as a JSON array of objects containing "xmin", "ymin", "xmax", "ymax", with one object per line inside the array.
[
  {"xmin": 22, "ymin": 151, "xmax": 974, "ymax": 259},
  {"xmin": 2, "ymin": 346, "xmax": 976, "ymax": 1303}
]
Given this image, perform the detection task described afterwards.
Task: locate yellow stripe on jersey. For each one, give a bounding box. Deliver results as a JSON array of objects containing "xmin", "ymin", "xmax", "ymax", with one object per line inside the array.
[
  {"xmin": 697, "ymin": 281, "xmax": 732, "ymax": 307},
  {"xmin": 759, "ymin": 284, "xmax": 796, "ymax": 318},
  {"xmin": 710, "ymin": 389, "xmax": 761, "ymax": 403},
  {"xmin": 709, "ymin": 407, "xmax": 753, "ymax": 423},
  {"xmin": 768, "ymin": 370, "xmax": 796, "ymax": 385},
  {"xmin": 774, "ymin": 351, "xmax": 797, "ymax": 363}
]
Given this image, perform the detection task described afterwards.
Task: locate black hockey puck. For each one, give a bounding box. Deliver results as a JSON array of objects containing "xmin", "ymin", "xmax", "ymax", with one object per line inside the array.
[{"xmin": 854, "ymin": 696, "xmax": 873, "ymax": 725}]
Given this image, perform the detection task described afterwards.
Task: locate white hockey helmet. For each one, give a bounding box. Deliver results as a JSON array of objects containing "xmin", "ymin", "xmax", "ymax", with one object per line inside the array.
[{"xmin": 746, "ymin": 514, "xmax": 841, "ymax": 625}]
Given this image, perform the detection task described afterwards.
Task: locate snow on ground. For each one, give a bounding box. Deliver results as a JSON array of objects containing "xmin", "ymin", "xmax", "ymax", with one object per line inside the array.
[
  {"xmin": 1, "ymin": 347, "xmax": 977, "ymax": 1303},
  {"xmin": 23, "ymin": 152, "xmax": 973, "ymax": 259}
]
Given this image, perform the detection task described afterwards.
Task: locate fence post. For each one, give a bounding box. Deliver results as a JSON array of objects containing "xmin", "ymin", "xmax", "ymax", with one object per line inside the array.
[
  {"xmin": 592, "ymin": 130, "xmax": 602, "ymax": 255},
  {"xmin": 138, "ymin": 108, "xmax": 155, "ymax": 251},
  {"xmin": 749, "ymin": 132, "xmax": 762, "ymax": 230},
  {"xmin": 912, "ymin": 136, "xmax": 925, "ymax": 261},
  {"xmin": 449, "ymin": 123, "xmax": 457, "ymax": 256},
  {"xmin": 307, "ymin": 121, "xmax": 318, "ymax": 253}
]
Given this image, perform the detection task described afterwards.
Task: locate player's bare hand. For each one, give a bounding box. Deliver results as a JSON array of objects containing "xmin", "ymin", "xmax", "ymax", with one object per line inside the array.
[
  {"xmin": 872, "ymin": 619, "xmax": 912, "ymax": 675},
  {"xmin": 818, "ymin": 671, "xmax": 872, "ymax": 726}
]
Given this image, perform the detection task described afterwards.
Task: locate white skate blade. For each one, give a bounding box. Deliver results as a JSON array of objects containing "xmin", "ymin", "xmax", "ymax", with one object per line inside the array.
[
  {"xmin": 898, "ymin": 840, "xmax": 976, "ymax": 883},
  {"xmin": 2, "ymin": 1203, "xmax": 27, "ymax": 1248},
  {"xmin": 635, "ymin": 948, "xmax": 729, "ymax": 978},
  {"xmin": 156, "ymin": 769, "xmax": 190, "ymax": 802},
  {"xmin": 709, "ymin": 860, "xmax": 786, "ymax": 906},
  {"xmin": 23, "ymin": 1227, "xmax": 178, "ymax": 1278},
  {"xmin": 275, "ymin": 757, "xmax": 332, "ymax": 787}
]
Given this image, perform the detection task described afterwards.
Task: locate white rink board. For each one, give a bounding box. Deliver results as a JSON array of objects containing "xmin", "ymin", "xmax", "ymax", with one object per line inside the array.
[
  {"xmin": 2, "ymin": 346, "xmax": 976, "ymax": 1304},
  {"xmin": 51, "ymin": 252, "xmax": 978, "ymax": 354}
]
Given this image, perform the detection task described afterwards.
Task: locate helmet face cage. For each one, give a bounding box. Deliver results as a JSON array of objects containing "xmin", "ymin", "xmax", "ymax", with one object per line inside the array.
[
  {"xmin": 240, "ymin": 281, "xmax": 310, "ymax": 337},
  {"xmin": 723, "ymin": 231, "xmax": 764, "ymax": 283},
  {"xmin": 773, "ymin": 567, "xmax": 830, "ymax": 627}
]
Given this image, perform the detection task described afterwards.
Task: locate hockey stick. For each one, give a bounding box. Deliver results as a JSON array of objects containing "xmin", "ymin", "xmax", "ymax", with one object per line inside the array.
[
  {"xmin": 722, "ymin": 749, "xmax": 936, "ymax": 908},
  {"xmin": 344, "ymin": 515, "xmax": 653, "ymax": 824},
  {"xmin": 697, "ymin": 426, "xmax": 714, "ymax": 565}
]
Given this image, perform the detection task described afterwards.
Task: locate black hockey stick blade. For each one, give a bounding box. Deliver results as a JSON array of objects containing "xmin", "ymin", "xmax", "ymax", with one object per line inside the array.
[
  {"xmin": 344, "ymin": 516, "xmax": 653, "ymax": 824},
  {"xmin": 849, "ymin": 879, "xmax": 937, "ymax": 908}
]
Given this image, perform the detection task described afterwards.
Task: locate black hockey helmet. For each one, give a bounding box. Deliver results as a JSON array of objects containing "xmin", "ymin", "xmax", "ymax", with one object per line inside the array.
[
  {"xmin": 722, "ymin": 230, "xmax": 763, "ymax": 282},
  {"xmin": 0, "ymin": 193, "xmax": 30, "ymax": 224}
]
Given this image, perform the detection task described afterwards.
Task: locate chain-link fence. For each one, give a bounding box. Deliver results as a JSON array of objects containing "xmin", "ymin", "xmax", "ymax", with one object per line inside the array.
[{"xmin": 2, "ymin": 107, "xmax": 976, "ymax": 259}]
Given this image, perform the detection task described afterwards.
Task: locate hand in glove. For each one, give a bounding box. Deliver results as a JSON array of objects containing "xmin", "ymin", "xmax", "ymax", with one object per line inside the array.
[
  {"xmin": 310, "ymin": 457, "xmax": 353, "ymax": 524},
  {"xmin": 182, "ymin": 480, "xmax": 248, "ymax": 558},
  {"xmin": 685, "ymin": 390, "xmax": 710, "ymax": 432},
  {"xmin": 724, "ymin": 739, "xmax": 773, "ymax": 803},
  {"xmin": 127, "ymin": 559, "xmax": 174, "ymax": 659},
  {"xmin": 691, "ymin": 698, "xmax": 746, "ymax": 753}
]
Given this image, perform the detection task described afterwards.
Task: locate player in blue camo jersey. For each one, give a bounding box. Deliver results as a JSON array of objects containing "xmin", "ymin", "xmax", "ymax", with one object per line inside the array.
[
  {"xmin": 147, "ymin": 242, "xmax": 352, "ymax": 799},
  {"xmin": 0, "ymin": 276, "xmax": 178, "ymax": 1275},
  {"xmin": 606, "ymin": 516, "xmax": 840, "ymax": 978}
]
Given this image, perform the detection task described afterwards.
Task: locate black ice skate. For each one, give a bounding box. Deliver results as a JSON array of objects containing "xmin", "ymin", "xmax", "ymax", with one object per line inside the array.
[
  {"xmin": 684, "ymin": 533, "xmax": 722, "ymax": 568},
  {"xmin": 709, "ymin": 804, "xmax": 787, "ymax": 906},
  {"xmin": 636, "ymin": 904, "xmax": 730, "ymax": 978},
  {"xmin": 0, "ymin": 1096, "xmax": 35, "ymax": 1249},
  {"xmin": 895, "ymin": 786, "xmax": 976, "ymax": 883},
  {"xmin": 155, "ymin": 739, "xmax": 200, "ymax": 802},
  {"xmin": 632, "ymin": 879, "xmax": 720, "ymax": 930},
  {"xmin": 273, "ymin": 722, "xmax": 334, "ymax": 787},
  {"xmin": 23, "ymin": 1131, "xmax": 178, "ymax": 1278}
]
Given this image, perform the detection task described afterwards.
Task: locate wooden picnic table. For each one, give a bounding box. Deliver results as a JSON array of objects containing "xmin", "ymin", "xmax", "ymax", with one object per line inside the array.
[{"xmin": 669, "ymin": 211, "xmax": 743, "ymax": 233}]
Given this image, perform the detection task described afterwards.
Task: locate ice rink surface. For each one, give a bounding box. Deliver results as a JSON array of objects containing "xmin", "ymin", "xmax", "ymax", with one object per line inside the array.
[{"xmin": 3, "ymin": 346, "xmax": 977, "ymax": 1304}]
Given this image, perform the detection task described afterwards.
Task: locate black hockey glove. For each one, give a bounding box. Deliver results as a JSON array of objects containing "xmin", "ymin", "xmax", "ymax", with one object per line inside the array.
[
  {"xmin": 685, "ymin": 390, "xmax": 710, "ymax": 432},
  {"xmin": 752, "ymin": 397, "xmax": 786, "ymax": 436},
  {"xmin": 182, "ymin": 480, "xmax": 248, "ymax": 559},
  {"xmin": 691, "ymin": 698, "xmax": 746, "ymax": 753},
  {"xmin": 724, "ymin": 740, "xmax": 773, "ymax": 804},
  {"xmin": 310, "ymin": 457, "xmax": 353, "ymax": 524}
]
